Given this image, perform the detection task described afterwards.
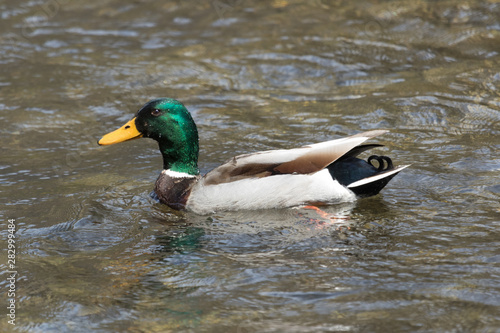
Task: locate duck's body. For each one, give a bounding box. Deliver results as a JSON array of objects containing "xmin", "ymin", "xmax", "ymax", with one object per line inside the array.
[
  {"xmin": 98, "ymin": 98, "xmax": 408, "ymax": 215},
  {"xmin": 163, "ymin": 169, "xmax": 354, "ymax": 214}
]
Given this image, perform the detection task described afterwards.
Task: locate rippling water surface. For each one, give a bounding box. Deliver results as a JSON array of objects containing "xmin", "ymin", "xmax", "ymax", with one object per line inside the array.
[{"xmin": 1, "ymin": 0, "xmax": 500, "ymax": 331}]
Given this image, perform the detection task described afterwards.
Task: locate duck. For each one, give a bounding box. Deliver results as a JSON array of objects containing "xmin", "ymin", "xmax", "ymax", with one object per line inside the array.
[{"xmin": 98, "ymin": 98, "xmax": 409, "ymax": 215}]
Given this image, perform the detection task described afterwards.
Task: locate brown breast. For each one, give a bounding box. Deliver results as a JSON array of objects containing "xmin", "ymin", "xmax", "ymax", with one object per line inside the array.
[{"xmin": 154, "ymin": 172, "xmax": 199, "ymax": 210}]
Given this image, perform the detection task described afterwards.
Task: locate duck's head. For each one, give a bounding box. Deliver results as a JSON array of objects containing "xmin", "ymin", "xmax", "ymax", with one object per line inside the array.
[{"xmin": 98, "ymin": 98, "xmax": 199, "ymax": 175}]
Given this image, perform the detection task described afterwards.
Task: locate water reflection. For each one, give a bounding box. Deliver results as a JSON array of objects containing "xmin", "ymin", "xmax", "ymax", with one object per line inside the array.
[
  {"xmin": 13, "ymin": 196, "xmax": 362, "ymax": 331},
  {"xmin": 2, "ymin": 0, "xmax": 500, "ymax": 331}
]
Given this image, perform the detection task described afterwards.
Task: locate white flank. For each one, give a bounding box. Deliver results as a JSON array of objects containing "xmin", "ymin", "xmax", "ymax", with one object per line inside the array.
[
  {"xmin": 162, "ymin": 169, "xmax": 197, "ymax": 178},
  {"xmin": 347, "ymin": 165, "xmax": 411, "ymax": 188},
  {"xmin": 186, "ymin": 169, "xmax": 356, "ymax": 215}
]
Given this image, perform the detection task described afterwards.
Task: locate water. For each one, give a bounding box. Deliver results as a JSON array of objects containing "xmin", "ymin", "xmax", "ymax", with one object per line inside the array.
[{"xmin": 1, "ymin": 0, "xmax": 500, "ymax": 331}]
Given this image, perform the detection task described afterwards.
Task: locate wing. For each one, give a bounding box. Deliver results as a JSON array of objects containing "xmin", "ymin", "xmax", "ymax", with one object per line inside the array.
[{"xmin": 202, "ymin": 130, "xmax": 389, "ymax": 186}]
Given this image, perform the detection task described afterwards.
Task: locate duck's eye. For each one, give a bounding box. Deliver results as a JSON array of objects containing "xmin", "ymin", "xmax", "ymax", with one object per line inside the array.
[{"xmin": 151, "ymin": 109, "xmax": 161, "ymax": 116}]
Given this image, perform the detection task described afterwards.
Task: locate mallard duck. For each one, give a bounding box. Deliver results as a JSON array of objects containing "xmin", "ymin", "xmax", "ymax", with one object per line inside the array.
[{"xmin": 98, "ymin": 98, "xmax": 409, "ymax": 214}]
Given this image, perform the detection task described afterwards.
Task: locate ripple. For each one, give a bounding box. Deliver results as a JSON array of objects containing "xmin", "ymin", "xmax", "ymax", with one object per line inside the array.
[{"xmin": 2, "ymin": 0, "xmax": 500, "ymax": 332}]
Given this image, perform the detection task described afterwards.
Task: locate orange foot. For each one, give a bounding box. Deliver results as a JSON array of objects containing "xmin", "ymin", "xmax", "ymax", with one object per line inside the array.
[
  {"xmin": 302, "ymin": 205, "xmax": 332, "ymax": 220},
  {"xmin": 301, "ymin": 205, "xmax": 351, "ymax": 229}
]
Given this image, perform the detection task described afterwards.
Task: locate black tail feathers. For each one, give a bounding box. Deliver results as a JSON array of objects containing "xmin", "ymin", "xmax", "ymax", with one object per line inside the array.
[{"xmin": 328, "ymin": 152, "xmax": 402, "ymax": 198}]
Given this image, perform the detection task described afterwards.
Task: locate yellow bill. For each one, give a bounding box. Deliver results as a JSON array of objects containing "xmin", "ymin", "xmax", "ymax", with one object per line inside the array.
[{"xmin": 98, "ymin": 117, "xmax": 143, "ymax": 145}]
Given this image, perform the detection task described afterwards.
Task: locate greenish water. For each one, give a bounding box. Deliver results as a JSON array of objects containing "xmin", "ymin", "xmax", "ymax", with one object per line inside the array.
[{"xmin": 1, "ymin": 0, "xmax": 500, "ymax": 331}]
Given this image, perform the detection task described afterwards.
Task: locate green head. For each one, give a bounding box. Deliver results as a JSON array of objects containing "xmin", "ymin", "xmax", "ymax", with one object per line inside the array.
[{"xmin": 98, "ymin": 98, "xmax": 200, "ymax": 175}]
